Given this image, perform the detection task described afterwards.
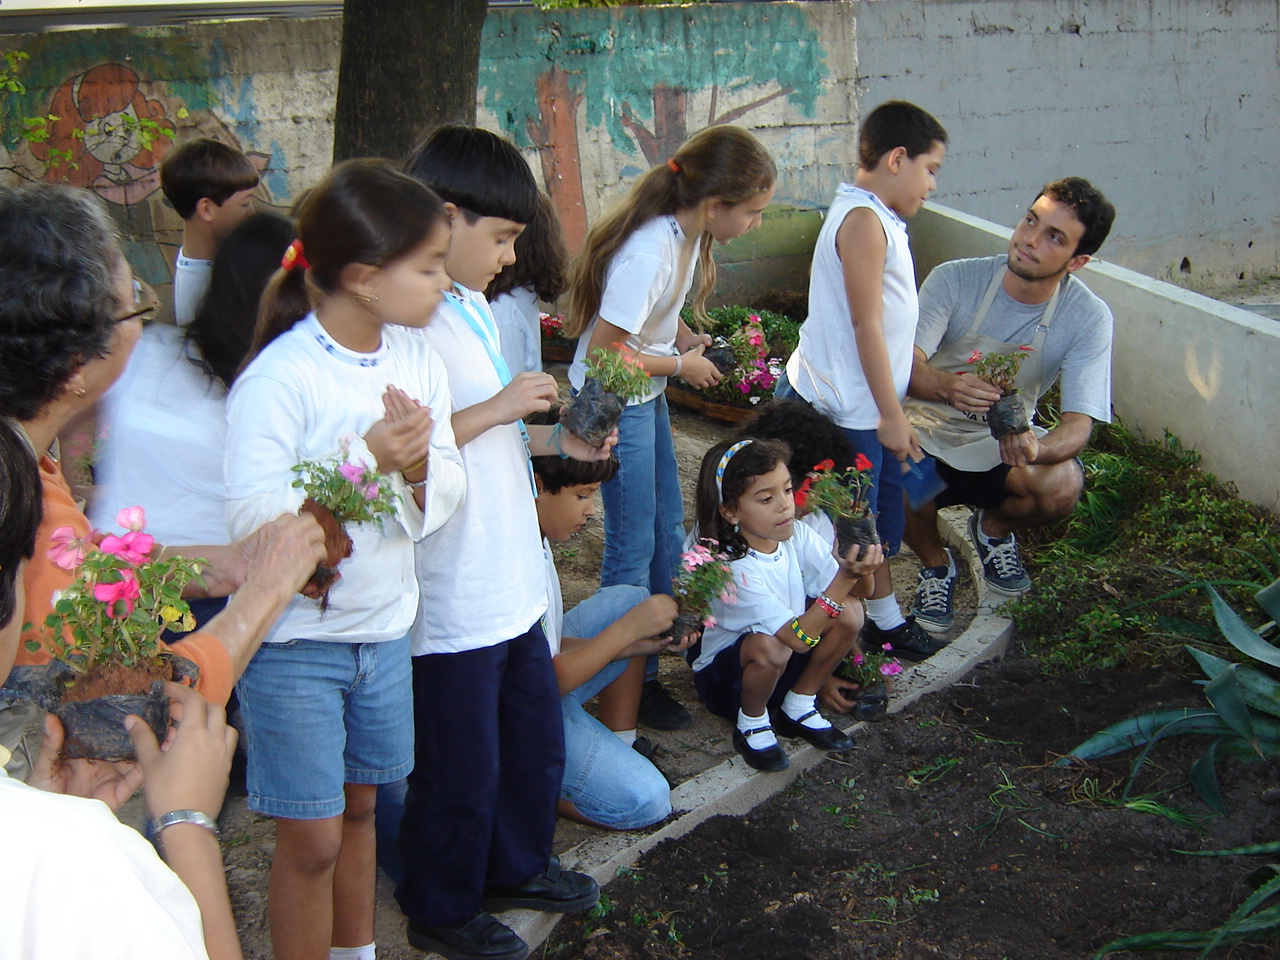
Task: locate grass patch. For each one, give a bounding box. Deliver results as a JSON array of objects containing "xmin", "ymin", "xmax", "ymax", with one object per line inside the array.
[{"xmin": 1010, "ymin": 410, "xmax": 1280, "ymax": 673}]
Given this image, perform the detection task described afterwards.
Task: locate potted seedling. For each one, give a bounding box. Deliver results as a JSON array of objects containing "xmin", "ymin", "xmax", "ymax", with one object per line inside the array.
[
  {"xmin": 562, "ymin": 346, "xmax": 651, "ymax": 445},
  {"xmin": 5, "ymin": 507, "xmax": 204, "ymax": 762},
  {"xmin": 968, "ymin": 346, "xmax": 1035, "ymax": 438},
  {"xmin": 793, "ymin": 456, "xmax": 879, "ymax": 559},
  {"xmin": 671, "ymin": 540, "xmax": 737, "ymax": 641},
  {"xmin": 834, "ymin": 647, "xmax": 904, "ymax": 721},
  {"xmin": 291, "ymin": 438, "xmax": 400, "ymax": 608}
]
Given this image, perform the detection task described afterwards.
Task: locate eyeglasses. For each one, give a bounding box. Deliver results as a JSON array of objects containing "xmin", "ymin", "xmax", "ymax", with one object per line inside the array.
[{"xmin": 116, "ymin": 277, "xmax": 160, "ymax": 326}]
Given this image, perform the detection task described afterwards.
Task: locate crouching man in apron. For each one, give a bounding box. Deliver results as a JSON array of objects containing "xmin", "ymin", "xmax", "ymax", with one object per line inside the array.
[{"xmin": 902, "ymin": 177, "xmax": 1116, "ymax": 631}]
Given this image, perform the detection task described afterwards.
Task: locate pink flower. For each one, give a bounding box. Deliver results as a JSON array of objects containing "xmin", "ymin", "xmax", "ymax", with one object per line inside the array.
[
  {"xmin": 703, "ymin": 615, "xmax": 717, "ymax": 629},
  {"xmin": 882, "ymin": 642, "xmax": 893, "ymax": 652},
  {"xmin": 47, "ymin": 527, "xmax": 91, "ymax": 570},
  {"xmin": 98, "ymin": 530, "xmax": 155, "ymax": 565},
  {"xmin": 738, "ymin": 381, "xmax": 752, "ymax": 395},
  {"xmin": 853, "ymin": 652, "xmax": 865, "ymax": 665},
  {"xmin": 880, "ymin": 660, "xmax": 904, "ymax": 677},
  {"xmin": 115, "ymin": 506, "xmax": 146, "ymax": 532},
  {"xmin": 94, "ymin": 570, "xmax": 141, "ymax": 618},
  {"xmin": 968, "ymin": 350, "xmax": 983, "ymax": 364},
  {"xmin": 339, "ymin": 459, "xmax": 367, "ymax": 486},
  {"xmin": 363, "ymin": 482, "xmax": 380, "ymax": 501},
  {"xmin": 747, "ymin": 330, "xmax": 764, "ymax": 347}
]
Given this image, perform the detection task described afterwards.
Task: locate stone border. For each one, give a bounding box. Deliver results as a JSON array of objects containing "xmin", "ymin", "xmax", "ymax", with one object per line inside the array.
[{"xmin": 499, "ymin": 507, "xmax": 1019, "ymax": 954}]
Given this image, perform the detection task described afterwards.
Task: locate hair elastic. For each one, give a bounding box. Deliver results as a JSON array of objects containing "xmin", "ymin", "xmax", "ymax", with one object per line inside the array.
[
  {"xmin": 281, "ymin": 239, "xmax": 310, "ymax": 272},
  {"xmin": 667, "ymin": 158, "xmax": 681, "ymax": 174},
  {"xmin": 714, "ymin": 440, "xmax": 751, "ymax": 502}
]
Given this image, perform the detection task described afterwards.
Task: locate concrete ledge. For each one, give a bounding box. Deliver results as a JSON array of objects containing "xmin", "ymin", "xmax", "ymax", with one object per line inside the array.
[{"xmin": 507, "ymin": 506, "xmax": 1017, "ymax": 954}]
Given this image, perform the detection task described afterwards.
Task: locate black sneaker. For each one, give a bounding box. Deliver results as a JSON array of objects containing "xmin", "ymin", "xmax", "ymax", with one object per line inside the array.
[
  {"xmin": 407, "ymin": 912, "xmax": 528, "ymax": 960},
  {"xmin": 732, "ymin": 724, "xmax": 789, "ymax": 772},
  {"xmin": 481, "ymin": 856, "xmax": 599, "ymax": 914},
  {"xmin": 912, "ymin": 551, "xmax": 957, "ymax": 631},
  {"xmin": 861, "ymin": 615, "xmax": 948, "ymax": 663},
  {"xmin": 773, "ymin": 709, "xmax": 854, "ymax": 753},
  {"xmin": 968, "ymin": 510, "xmax": 1032, "ymax": 595},
  {"xmin": 638, "ymin": 678, "xmax": 692, "ymax": 731}
]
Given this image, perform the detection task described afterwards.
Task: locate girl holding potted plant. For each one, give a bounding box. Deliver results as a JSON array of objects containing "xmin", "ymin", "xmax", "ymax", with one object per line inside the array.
[
  {"xmin": 562, "ymin": 125, "xmax": 777, "ymax": 728},
  {"xmin": 225, "ymin": 160, "xmax": 465, "ymax": 960},
  {"xmin": 688, "ymin": 439, "xmax": 883, "ymax": 771}
]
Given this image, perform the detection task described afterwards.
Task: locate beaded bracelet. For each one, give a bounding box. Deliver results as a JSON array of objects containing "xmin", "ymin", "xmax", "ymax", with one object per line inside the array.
[
  {"xmin": 790, "ymin": 617, "xmax": 819, "ymax": 648},
  {"xmin": 815, "ymin": 594, "xmax": 844, "ymax": 618}
]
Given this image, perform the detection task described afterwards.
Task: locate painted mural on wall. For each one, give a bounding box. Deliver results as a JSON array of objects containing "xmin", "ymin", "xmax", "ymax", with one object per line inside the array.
[
  {"xmin": 0, "ymin": 34, "xmax": 273, "ymax": 288},
  {"xmin": 480, "ymin": 4, "xmax": 828, "ymax": 250}
]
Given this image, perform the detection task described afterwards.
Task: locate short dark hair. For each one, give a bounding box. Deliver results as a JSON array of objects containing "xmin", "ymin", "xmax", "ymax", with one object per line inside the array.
[
  {"xmin": 160, "ymin": 138, "xmax": 259, "ymax": 219},
  {"xmin": 528, "ymin": 407, "xmax": 618, "ymax": 491},
  {"xmin": 858, "ymin": 101, "xmax": 948, "ymax": 171},
  {"xmin": 189, "ymin": 211, "xmax": 296, "ymax": 390},
  {"xmin": 693, "ymin": 438, "xmax": 791, "ymax": 561},
  {"xmin": 0, "ymin": 183, "xmax": 122, "ymax": 421},
  {"xmin": 737, "ymin": 398, "xmax": 856, "ymax": 487},
  {"xmin": 403, "ymin": 124, "xmax": 539, "ymax": 226},
  {"xmin": 0, "ymin": 421, "xmax": 42, "ymax": 630},
  {"xmin": 1037, "ymin": 177, "xmax": 1115, "ymax": 258}
]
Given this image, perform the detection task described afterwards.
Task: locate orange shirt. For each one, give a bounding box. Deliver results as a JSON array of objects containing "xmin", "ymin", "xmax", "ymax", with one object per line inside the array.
[{"xmin": 20, "ymin": 457, "xmax": 234, "ymax": 706}]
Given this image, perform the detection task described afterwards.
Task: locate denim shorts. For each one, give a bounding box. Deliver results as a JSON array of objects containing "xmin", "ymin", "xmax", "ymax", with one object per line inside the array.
[
  {"xmin": 236, "ymin": 633, "xmax": 414, "ymax": 820},
  {"xmin": 842, "ymin": 428, "xmax": 905, "ymax": 557}
]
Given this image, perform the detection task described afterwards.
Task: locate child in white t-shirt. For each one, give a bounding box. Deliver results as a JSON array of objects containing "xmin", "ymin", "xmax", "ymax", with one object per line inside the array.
[{"xmin": 689, "ymin": 438, "xmax": 881, "ymax": 772}]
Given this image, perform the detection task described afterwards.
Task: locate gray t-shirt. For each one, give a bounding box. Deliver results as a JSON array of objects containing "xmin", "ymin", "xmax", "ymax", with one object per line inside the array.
[{"xmin": 915, "ymin": 256, "xmax": 1113, "ymax": 423}]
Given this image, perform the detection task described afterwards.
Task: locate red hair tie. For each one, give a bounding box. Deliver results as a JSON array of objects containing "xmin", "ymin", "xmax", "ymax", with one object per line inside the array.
[
  {"xmin": 667, "ymin": 158, "xmax": 680, "ymax": 174},
  {"xmin": 281, "ymin": 239, "xmax": 310, "ymax": 272}
]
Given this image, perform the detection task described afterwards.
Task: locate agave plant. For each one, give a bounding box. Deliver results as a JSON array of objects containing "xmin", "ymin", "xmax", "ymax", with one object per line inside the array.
[{"xmin": 1062, "ymin": 578, "xmax": 1280, "ymax": 814}]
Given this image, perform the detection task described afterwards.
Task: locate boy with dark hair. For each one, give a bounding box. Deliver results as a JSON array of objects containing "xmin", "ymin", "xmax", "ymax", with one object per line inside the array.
[
  {"xmin": 904, "ymin": 177, "xmax": 1115, "ymax": 630},
  {"xmin": 159, "ymin": 138, "xmax": 259, "ymax": 325},
  {"xmin": 780, "ymin": 100, "xmax": 949, "ymax": 663},
  {"xmin": 398, "ymin": 125, "xmax": 609, "ymax": 960}
]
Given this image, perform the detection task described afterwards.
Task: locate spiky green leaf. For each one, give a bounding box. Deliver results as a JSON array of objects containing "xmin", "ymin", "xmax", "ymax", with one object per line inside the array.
[
  {"xmin": 1186, "ymin": 646, "xmax": 1280, "ymax": 720},
  {"xmin": 1061, "ymin": 710, "xmax": 1225, "ymax": 764},
  {"xmin": 1188, "ymin": 739, "xmax": 1225, "ymax": 814},
  {"xmin": 1203, "ymin": 665, "xmax": 1260, "ymax": 755},
  {"xmin": 1178, "ymin": 841, "xmax": 1280, "ymax": 857},
  {"xmin": 1255, "ymin": 579, "xmax": 1280, "ymax": 625},
  {"xmin": 1209, "ymin": 585, "xmax": 1280, "ymax": 668}
]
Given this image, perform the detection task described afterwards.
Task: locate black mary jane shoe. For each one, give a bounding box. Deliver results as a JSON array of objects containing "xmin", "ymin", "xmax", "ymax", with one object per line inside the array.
[
  {"xmin": 406, "ymin": 912, "xmax": 529, "ymax": 960},
  {"xmin": 773, "ymin": 709, "xmax": 854, "ymax": 753},
  {"xmin": 733, "ymin": 724, "xmax": 789, "ymax": 772}
]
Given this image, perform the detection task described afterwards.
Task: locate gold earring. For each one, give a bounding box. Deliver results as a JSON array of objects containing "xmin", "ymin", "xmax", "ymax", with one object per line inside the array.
[
  {"xmin": 75, "ymin": 386, "xmax": 86, "ymax": 398},
  {"xmin": 355, "ymin": 292, "xmax": 379, "ymax": 305}
]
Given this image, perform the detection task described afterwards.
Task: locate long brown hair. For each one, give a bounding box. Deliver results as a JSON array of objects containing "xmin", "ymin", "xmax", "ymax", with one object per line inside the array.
[{"xmin": 564, "ymin": 125, "xmax": 775, "ymax": 338}]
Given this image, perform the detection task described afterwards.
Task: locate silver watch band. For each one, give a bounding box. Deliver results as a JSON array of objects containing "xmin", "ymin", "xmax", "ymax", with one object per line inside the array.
[{"xmin": 152, "ymin": 809, "xmax": 219, "ymax": 838}]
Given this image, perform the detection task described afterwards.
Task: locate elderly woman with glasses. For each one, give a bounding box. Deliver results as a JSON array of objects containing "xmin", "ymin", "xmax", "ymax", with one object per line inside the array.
[{"xmin": 0, "ymin": 183, "xmax": 325, "ymax": 726}]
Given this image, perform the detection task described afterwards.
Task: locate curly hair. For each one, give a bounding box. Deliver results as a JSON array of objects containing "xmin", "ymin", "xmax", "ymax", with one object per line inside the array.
[
  {"xmin": 737, "ymin": 398, "xmax": 856, "ymax": 486},
  {"xmin": 0, "ymin": 421, "xmax": 42, "ymax": 630},
  {"xmin": 0, "ymin": 183, "xmax": 122, "ymax": 422}
]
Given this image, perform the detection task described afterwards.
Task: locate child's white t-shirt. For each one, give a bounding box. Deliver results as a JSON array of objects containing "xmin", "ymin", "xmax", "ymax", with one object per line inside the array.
[
  {"xmin": 91, "ymin": 323, "xmax": 230, "ymax": 546},
  {"xmin": 172, "ymin": 248, "xmax": 212, "ymax": 327},
  {"xmin": 692, "ymin": 522, "xmax": 838, "ymax": 672},
  {"xmin": 491, "ymin": 285, "xmax": 542, "ymax": 377},
  {"xmin": 567, "ymin": 214, "xmax": 695, "ymax": 405},
  {"xmin": 409, "ymin": 286, "xmax": 550, "ymax": 655},
  {"xmin": 541, "ymin": 537, "xmax": 564, "ymax": 656},
  {"xmin": 785, "ymin": 184, "xmax": 919, "ymax": 430},
  {"xmin": 225, "ymin": 312, "xmax": 465, "ymax": 645}
]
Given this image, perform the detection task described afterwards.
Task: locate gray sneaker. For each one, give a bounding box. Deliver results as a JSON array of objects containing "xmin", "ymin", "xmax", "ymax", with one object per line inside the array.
[
  {"xmin": 912, "ymin": 550, "xmax": 957, "ymax": 631},
  {"xmin": 968, "ymin": 511, "xmax": 1031, "ymax": 595}
]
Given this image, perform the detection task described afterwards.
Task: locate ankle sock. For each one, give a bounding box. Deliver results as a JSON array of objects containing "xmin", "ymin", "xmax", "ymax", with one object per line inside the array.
[
  {"xmin": 975, "ymin": 510, "xmax": 1011, "ymax": 545},
  {"xmin": 614, "ymin": 728, "xmax": 638, "ymax": 746},
  {"xmin": 737, "ymin": 708, "xmax": 777, "ymax": 749},
  {"xmin": 330, "ymin": 945, "xmax": 376, "ymax": 960},
  {"xmin": 866, "ymin": 595, "xmax": 906, "ymax": 631},
  {"xmin": 781, "ymin": 690, "xmax": 829, "ymax": 729}
]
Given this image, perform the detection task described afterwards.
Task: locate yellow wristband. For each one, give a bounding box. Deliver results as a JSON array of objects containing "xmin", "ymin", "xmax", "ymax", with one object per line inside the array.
[{"xmin": 790, "ymin": 617, "xmax": 819, "ymax": 648}]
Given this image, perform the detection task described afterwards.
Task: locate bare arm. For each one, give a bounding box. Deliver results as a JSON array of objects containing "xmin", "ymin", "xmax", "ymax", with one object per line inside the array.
[
  {"xmin": 998, "ymin": 411, "xmax": 1094, "ymax": 469},
  {"xmin": 585, "ymin": 318, "xmax": 722, "ymax": 390},
  {"xmin": 450, "ymin": 371, "xmax": 559, "ymax": 447},
  {"xmin": 772, "ymin": 543, "xmax": 883, "ymax": 653},
  {"xmin": 837, "ymin": 209, "xmax": 921, "ymax": 463},
  {"xmin": 552, "ymin": 595, "xmax": 678, "ymax": 694}
]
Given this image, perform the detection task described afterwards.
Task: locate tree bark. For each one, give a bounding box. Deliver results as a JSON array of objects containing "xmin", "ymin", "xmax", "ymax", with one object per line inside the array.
[
  {"xmin": 333, "ymin": 0, "xmax": 489, "ymax": 164},
  {"xmin": 527, "ymin": 65, "xmax": 587, "ymax": 252}
]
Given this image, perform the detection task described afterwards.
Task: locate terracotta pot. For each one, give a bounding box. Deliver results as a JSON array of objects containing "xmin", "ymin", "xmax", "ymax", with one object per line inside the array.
[
  {"xmin": 988, "ymin": 391, "xmax": 1030, "ymax": 439},
  {"xmin": 834, "ymin": 514, "xmax": 880, "ymax": 561},
  {"xmin": 1, "ymin": 652, "xmax": 200, "ymax": 762},
  {"xmin": 562, "ymin": 378, "xmax": 627, "ymax": 445},
  {"xmin": 299, "ymin": 498, "xmax": 353, "ymax": 609}
]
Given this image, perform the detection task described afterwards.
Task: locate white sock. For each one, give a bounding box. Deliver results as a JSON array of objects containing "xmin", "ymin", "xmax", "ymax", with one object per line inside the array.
[
  {"xmin": 737, "ymin": 708, "xmax": 777, "ymax": 749},
  {"xmin": 614, "ymin": 728, "xmax": 637, "ymax": 746},
  {"xmin": 975, "ymin": 509, "xmax": 1010, "ymax": 544},
  {"xmin": 931, "ymin": 548, "xmax": 956, "ymax": 577},
  {"xmin": 781, "ymin": 690, "xmax": 829, "ymax": 729},
  {"xmin": 866, "ymin": 595, "xmax": 906, "ymax": 630},
  {"xmin": 330, "ymin": 945, "xmax": 376, "ymax": 960}
]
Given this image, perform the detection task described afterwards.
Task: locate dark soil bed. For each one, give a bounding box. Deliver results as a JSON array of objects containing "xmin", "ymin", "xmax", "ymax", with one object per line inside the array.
[{"xmin": 544, "ymin": 655, "xmax": 1280, "ymax": 960}]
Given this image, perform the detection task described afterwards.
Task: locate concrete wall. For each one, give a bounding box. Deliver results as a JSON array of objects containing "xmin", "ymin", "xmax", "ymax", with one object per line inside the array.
[
  {"xmin": 911, "ymin": 202, "xmax": 1280, "ymax": 511},
  {"xmin": 854, "ymin": 0, "xmax": 1280, "ymax": 291}
]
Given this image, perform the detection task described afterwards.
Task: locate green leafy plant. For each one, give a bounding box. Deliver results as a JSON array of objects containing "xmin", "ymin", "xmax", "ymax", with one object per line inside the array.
[
  {"xmin": 26, "ymin": 507, "xmax": 203, "ymax": 674},
  {"xmin": 968, "ymin": 345, "xmax": 1034, "ymax": 395},
  {"xmin": 291, "ymin": 441, "xmax": 400, "ymax": 527},
  {"xmin": 1062, "ymin": 578, "xmax": 1280, "ymax": 814},
  {"xmin": 672, "ymin": 541, "xmax": 736, "ymax": 628},
  {"xmin": 838, "ymin": 647, "xmax": 904, "ymax": 688},
  {"xmin": 582, "ymin": 346, "xmax": 651, "ymax": 402}
]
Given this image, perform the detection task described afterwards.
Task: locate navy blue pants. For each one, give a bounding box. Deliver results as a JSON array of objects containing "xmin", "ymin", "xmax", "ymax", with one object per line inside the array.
[{"xmin": 394, "ymin": 622, "xmax": 565, "ymax": 926}]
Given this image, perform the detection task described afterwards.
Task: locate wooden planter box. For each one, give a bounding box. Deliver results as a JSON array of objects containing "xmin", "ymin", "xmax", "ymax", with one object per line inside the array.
[{"xmin": 665, "ymin": 384, "xmax": 757, "ymax": 424}]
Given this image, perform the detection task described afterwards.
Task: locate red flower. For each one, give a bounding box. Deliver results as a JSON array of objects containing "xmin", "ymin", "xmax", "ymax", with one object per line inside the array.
[
  {"xmin": 813, "ymin": 459, "xmax": 835, "ymax": 472},
  {"xmin": 1018, "ymin": 344, "xmax": 1035, "ymax": 352},
  {"xmin": 793, "ymin": 477, "xmax": 814, "ymax": 510},
  {"xmin": 968, "ymin": 349, "xmax": 983, "ymax": 364},
  {"xmin": 854, "ymin": 453, "xmax": 873, "ymax": 472}
]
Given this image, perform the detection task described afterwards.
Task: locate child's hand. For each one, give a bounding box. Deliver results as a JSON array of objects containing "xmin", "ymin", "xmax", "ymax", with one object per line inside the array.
[
  {"xmin": 676, "ymin": 344, "xmax": 723, "ymax": 390},
  {"xmin": 877, "ymin": 412, "xmax": 923, "ymax": 465},
  {"xmin": 29, "ymin": 714, "xmax": 144, "ymax": 812},
  {"xmin": 129, "ymin": 682, "xmax": 235, "ymax": 822},
  {"xmin": 559, "ymin": 425, "xmax": 618, "ymax": 462},
  {"xmin": 495, "ymin": 372, "xmax": 558, "ymax": 424},
  {"xmin": 365, "ymin": 384, "xmax": 434, "ymax": 475},
  {"xmin": 676, "ymin": 330, "xmax": 713, "ymax": 353},
  {"xmin": 839, "ymin": 540, "xmax": 884, "ymax": 578},
  {"xmin": 818, "ymin": 676, "xmax": 858, "ymax": 716}
]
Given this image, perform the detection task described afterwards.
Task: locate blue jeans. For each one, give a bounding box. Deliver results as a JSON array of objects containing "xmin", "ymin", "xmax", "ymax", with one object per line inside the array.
[
  {"xmin": 560, "ymin": 585, "xmax": 671, "ymax": 830},
  {"xmin": 600, "ymin": 394, "xmax": 684, "ymax": 595}
]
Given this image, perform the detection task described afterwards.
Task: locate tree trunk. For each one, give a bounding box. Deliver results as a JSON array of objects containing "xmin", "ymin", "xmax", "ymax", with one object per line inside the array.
[
  {"xmin": 333, "ymin": 0, "xmax": 489, "ymax": 164},
  {"xmin": 527, "ymin": 65, "xmax": 587, "ymax": 252}
]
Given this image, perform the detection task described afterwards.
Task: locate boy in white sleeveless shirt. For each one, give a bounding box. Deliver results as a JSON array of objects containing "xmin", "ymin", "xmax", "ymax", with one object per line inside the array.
[{"xmin": 782, "ymin": 101, "xmax": 949, "ymax": 663}]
